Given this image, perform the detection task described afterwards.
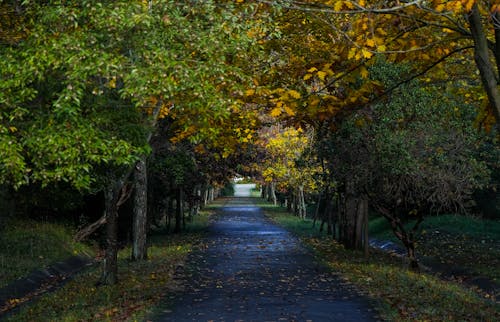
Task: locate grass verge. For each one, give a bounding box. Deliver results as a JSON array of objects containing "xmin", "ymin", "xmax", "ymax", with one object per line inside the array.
[
  {"xmin": 0, "ymin": 219, "xmax": 95, "ymax": 288},
  {"xmin": 370, "ymin": 214, "xmax": 500, "ymax": 282},
  {"xmin": 259, "ymin": 199, "xmax": 500, "ymax": 322},
  {"xmin": 4, "ymin": 207, "xmax": 215, "ymax": 322}
]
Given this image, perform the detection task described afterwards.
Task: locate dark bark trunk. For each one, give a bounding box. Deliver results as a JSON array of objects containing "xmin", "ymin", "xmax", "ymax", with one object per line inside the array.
[
  {"xmin": 354, "ymin": 197, "xmax": 368, "ymax": 252},
  {"xmin": 74, "ymin": 213, "xmax": 106, "ymax": 242},
  {"xmin": 174, "ymin": 187, "xmax": 183, "ymax": 233},
  {"xmin": 331, "ymin": 195, "xmax": 338, "ymax": 239},
  {"xmin": 339, "ymin": 182, "xmax": 367, "ymax": 251},
  {"xmin": 261, "ymin": 184, "xmax": 267, "ymax": 199},
  {"xmin": 100, "ymin": 185, "xmax": 119, "ymax": 285},
  {"xmin": 326, "ymin": 198, "xmax": 333, "ymax": 235},
  {"xmin": 166, "ymin": 197, "xmax": 173, "ymax": 232},
  {"xmin": 132, "ymin": 159, "xmax": 148, "ymax": 261},
  {"xmin": 405, "ymin": 241, "xmax": 419, "ymax": 271},
  {"xmin": 341, "ymin": 190, "xmax": 358, "ymax": 249},
  {"xmin": 375, "ymin": 204, "xmax": 420, "ymax": 271},
  {"xmin": 468, "ymin": 4, "xmax": 500, "ymax": 123},
  {"xmin": 312, "ymin": 193, "xmax": 322, "ymax": 228},
  {"xmin": 286, "ymin": 192, "xmax": 292, "ymax": 212},
  {"xmin": 74, "ymin": 184, "xmax": 133, "ymax": 242},
  {"xmin": 363, "ymin": 199, "xmax": 369, "ymax": 257}
]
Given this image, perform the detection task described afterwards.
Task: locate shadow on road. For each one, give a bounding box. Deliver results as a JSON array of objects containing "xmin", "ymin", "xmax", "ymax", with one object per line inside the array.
[{"xmin": 155, "ymin": 197, "xmax": 379, "ymax": 322}]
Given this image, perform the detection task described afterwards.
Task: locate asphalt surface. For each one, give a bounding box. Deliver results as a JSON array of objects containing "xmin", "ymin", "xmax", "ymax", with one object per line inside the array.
[{"xmin": 157, "ymin": 197, "xmax": 379, "ymax": 322}]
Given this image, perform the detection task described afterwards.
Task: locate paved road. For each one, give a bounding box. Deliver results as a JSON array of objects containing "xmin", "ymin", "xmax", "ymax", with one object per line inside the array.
[{"xmin": 157, "ymin": 198, "xmax": 379, "ymax": 322}]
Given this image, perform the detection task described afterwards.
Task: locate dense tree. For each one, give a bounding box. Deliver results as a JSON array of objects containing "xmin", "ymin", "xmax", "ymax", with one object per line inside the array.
[
  {"xmin": 0, "ymin": 0, "xmax": 261, "ymax": 284},
  {"xmin": 258, "ymin": 0, "xmax": 499, "ymax": 127},
  {"xmin": 321, "ymin": 61, "xmax": 489, "ymax": 268}
]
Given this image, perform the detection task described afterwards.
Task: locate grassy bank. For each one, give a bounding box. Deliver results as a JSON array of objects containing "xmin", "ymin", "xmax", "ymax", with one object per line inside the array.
[
  {"xmin": 4, "ymin": 203, "xmax": 218, "ymax": 322},
  {"xmin": 258, "ymin": 199, "xmax": 500, "ymax": 322},
  {"xmin": 370, "ymin": 214, "xmax": 500, "ymax": 282},
  {"xmin": 0, "ymin": 219, "xmax": 95, "ymax": 288}
]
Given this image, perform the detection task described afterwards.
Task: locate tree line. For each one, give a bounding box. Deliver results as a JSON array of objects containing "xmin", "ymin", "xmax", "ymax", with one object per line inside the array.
[{"xmin": 0, "ymin": 0, "xmax": 499, "ymax": 283}]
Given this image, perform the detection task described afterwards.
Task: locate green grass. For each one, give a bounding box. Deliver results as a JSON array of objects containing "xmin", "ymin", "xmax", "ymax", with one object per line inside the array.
[
  {"xmin": 260, "ymin": 199, "xmax": 500, "ymax": 322},
  {"xmin": 0, "ymin": 219, "xmax": 95, "ymax": 288},
  {"xmin": 369, "ymin": 214, "xmax": 500, "ymax": 281},
  {"xmin": 369, "ymin": 214, "xmax": 500, "ymax": 241},
  {"xmin": 5, "ymin": 208, "xmax": 214, "ymax": 322},
  {"xmin": 250, "ymin": 187, "xmax": 261, "ymax": 198}
]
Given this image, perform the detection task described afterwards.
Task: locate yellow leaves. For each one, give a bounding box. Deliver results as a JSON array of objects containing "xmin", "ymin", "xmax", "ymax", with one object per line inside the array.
[
  {"xmin": 284, "ymin": 105, "xmax": 296, "ymax": 116},
  {"xmin": 157, "ymin": 104, "xmax": 170, "ymax": 119},
  {"xmin": 435, "ymin": 4, "xmax": 446, "ymax": 12},
  {"xmin": 270, "ymin": 107, "xmax": 282, "ymax": 117},
  {"xmin": 434, "ymin": 0, "xmax": 474, "ymax": 13},
  {"xmin": 317, "ymin": 71, "xmax": 327, "ymax": 81},
  {"xmin": 360, "ymin": 66, "xmax": 369, "ymax": 78},
  {"xmin": 344, "ymin": 1, "xmax": 355, "ymax": 9},
  {"xmin": 348, "ymin": 47, "xmax": 374, "ymax": 60},
  {"xmin": 245, "ymin": 88, "xmax": 255, "ymax": 96},
  {"xmin": 334, "ymin": 1, "xmax": 344, "ymax": 12},
  {"xmin": 108, "ymin": 76, "xmax": 117, "ymax": 89},
  {"xmin": 360, "ymin": 49, "xmax": 373, "ymax": 59},
  {"xmin": 366, "ymin": 38, "xmax": 376, "ymax": 48},
  {"xmin": 491, "ymin": 4, "xmax": 500, "ymax": 14},
  {"xmin": 288, "ymin": 89, "xmax": 301, "ymax": 99},
  {"xmin": 305, "ymin": 65, "xmax": 333, "ymax": 82},
  {"xmin": 462, "ymin": 0, "xmax": 474, "ymax": 12},
  {"xmin": 270, "ymin": 103, "xmax": 296, "ymax": 118},
  {"xmin": 348, "ymin": 47, "xmax": 357, "ymax": 60}
]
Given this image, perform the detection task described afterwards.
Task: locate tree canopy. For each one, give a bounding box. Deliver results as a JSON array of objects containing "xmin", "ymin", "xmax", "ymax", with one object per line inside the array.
[{"xmin": 0, "ymin": 0, "xmax": 498, "ymax": 280}]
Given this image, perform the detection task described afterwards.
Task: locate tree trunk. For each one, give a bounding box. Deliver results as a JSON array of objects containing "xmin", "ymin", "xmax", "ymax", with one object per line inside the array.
[
  {"xmin": 339, "ymin": 181, "xmax": 367, "ymax": 251},
  {"xmin": 297, "ymin": 185, "xmax": 306, "ymax": 219},
  {"xmin": 354, "ymin": 196, "xmax": 368, "ymax": 252},
  {"xmin": 342, "ymin": 193, "xmax": 357, "ymax": 249},
  {"xmin": 132, "ymin": 158, "xmax": 148, "ymax": 261},
  {"xmin": 405, "ymin": 240, "xmax": 419, "ymax": 271},
  {"xmin": 270, "ymin": 182, "xmax": 277, "ymax": 206},
  {"xmin": 326, "ymin": 197, "xmax": 333, "ymax": 235},
  {"xmin": 174, "ymin": 187, "xmax": 183, "ymax": 233},
  {"xmin": 312, "ymin": 192, "xmax": 322, "ymax": 228},
  {"xmin": 374, "ymin": 205, "xmax": 420, "ymax": 271},
  {"xmin": 363, "ymin": 198, "xmax": 369, "ymax": 257},
  {"xmin": 100, "ymin": 185, "xmax": 119, "ymax": 285},
  {"xmin": 286, "ymin": 192, "xmax": 292, "ymax": 212},
  {"xmin": 468, "ymin": 4, "xmax": 500, "ymax": 123},
  {"xmin": 166, "ymin": 196, "xmax": 173, "ymax": 232},
  {"xmin": 203, "ymin": 186, "xmax": 209, "ymax": 206},
  {"xmin": 208, "ymin": 186, "xmax": 214, "ymax": 202}
]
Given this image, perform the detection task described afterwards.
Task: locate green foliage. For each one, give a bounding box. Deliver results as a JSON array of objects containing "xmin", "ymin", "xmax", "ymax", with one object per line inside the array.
[
  {"xmin": 0, "ymin": 219, "xmax": 94, "ymax": 288},
  {"xmin": 331, "ymin": 61, "xmax": 489, "ymax": 213},
  {"xmin": 0, "ymin": 0, "xmax": 258, "ymax": 191},
  {"xmin": 159, "ymin": 148, "xmax": 197, "ymax": 187},
  {"xmin": 220, "ymin": 182, "xmax": 235, "ymax": 197}
]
